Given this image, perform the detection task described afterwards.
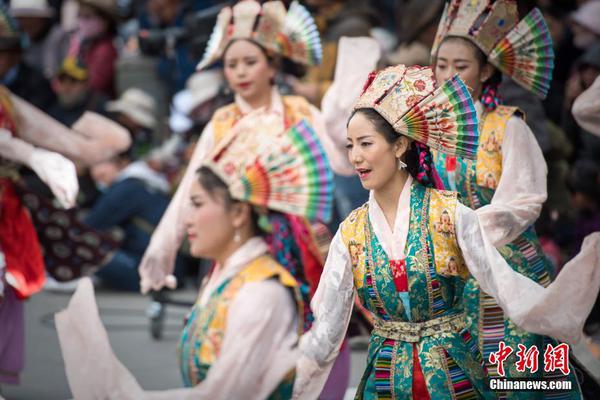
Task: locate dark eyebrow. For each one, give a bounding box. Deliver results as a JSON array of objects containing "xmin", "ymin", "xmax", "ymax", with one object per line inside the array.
[
  {"xmin": 437, "ymin": 57, "xmax": 472, "ymax": 63},
  {"xmin": 348, "ymin": 135, "xmax": 374, "ymax": 141}
]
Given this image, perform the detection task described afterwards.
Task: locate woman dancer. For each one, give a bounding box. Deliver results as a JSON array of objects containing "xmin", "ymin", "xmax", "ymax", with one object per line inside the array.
[
  {"xmin": 292, "ymin": 64, "xmax": 599, "ymax": 399},
  {"xmin": 430, "ymin": 2, "xmax": 581, "ymax": 395},
  {"xmin": 56, "ymin": 110, "xmax": 334, "ymax": 399}
]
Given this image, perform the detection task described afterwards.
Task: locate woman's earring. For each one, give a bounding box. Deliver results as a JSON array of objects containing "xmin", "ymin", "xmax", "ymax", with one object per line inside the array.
[
  {"xmin": 233, "ymin": 230, "xmax": 241, "ymax": 243},
  {"xmin": 397, "ymin": 158, "xmax": 407, "ymax": 170}
]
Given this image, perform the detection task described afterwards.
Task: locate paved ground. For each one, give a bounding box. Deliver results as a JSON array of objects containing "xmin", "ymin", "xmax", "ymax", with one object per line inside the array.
[{"xmin": 2, "ymin": 287, "xmax": 599, "ymax": 399}]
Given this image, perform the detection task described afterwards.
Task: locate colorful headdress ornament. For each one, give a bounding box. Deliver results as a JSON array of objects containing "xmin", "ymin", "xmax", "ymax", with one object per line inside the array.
[
  {"xmin": 197, "ymin": 0, "xmax": 322, "ymax": 70},
  {"xmin": 202, "ymin": 110, "xmax": 333, "ymax": 222},
  {"xmin": 431, "ymin": 0, "xmax": 554, "ymax": 99},
  {"xmin": 354, "ymin": 64, "xmax": 479, "ymax": 159}
]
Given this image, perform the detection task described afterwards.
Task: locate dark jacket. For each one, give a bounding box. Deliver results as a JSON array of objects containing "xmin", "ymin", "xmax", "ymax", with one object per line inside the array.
[
  {"xmin": 5, "ymin": 62, "xmax": 56, "ymax": 110},
  {"xmin": 84, "ymin": 164, "xmax": 170, "ymax": 258}
]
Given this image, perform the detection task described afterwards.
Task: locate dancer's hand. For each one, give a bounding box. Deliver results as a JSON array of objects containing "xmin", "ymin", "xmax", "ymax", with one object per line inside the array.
[
  {"xmin": 29, "ymin": 148, "xmax": 79, "ymax": 209},
  {"xmin": 139, "ymin": 243, "xmax": 178, "ymax": 294}
]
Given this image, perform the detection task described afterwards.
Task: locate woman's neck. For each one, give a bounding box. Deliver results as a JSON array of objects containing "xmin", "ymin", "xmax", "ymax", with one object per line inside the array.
[
  {"xmin": 244, "ymin": 86, "xmax": 273, "ymax": 110},
  {"xmin": 373, "ymin": 170, "xmax": 410, "ymax": 230}
]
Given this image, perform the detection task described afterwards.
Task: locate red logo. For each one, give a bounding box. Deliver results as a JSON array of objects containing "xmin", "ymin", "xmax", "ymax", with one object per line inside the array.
[{"xmin": 489, "ymin": 341, "xmax": 513, "ymax": 377}]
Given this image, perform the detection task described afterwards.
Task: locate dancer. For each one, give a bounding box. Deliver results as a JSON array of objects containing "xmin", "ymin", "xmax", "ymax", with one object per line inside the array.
[
  {"xmin": 293, "ymin": 64, "xmax": 600, "ymax": 399},
  {"xmin": 430, "ymin": 1, "xmax": 582, "ymax": 394},
  {"xmin": 0, "ymin": 85, "xmax": 130, "ymax": 385},
  {"xmin": 56, "ymin": 110, "xmax": 333, "ymax": 399},
  {"xmin": 139, "ymin": 0, "xmax": 343, "ymax": 294}
]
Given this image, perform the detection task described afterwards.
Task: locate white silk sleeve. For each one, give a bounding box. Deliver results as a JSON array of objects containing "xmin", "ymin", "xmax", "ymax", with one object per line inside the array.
[
  {"xmin": 309, "ymin": 104, "xmax": 354, "ymax": 178},
  {"xmin": 320, "ymin": 37, "xmax": 381, "ymax": 177},
  {"xmin": 293, "ymin": 230, "xmax": 355, "ymax": 399},
  {"xmin": 11, "ymin": 94, "xmax": 130, "ymax": 165},
  {"xmin": 139, "ymin": 123, "xmax": 215, "ymax": 293},
  {"xmin": 457, "ymin": 203, "xmax": 600, "ymax": 345},
  {"xmin": 476, "ymin": 116, "xmax": 548, "ymax": 247}
]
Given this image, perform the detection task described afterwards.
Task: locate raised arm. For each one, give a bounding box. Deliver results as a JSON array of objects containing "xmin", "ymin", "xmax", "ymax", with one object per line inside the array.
[
  {"xmin": 0, "ymin": 129, "xmax": 77, "ymax": 208},
  {"xmin": 139, "ymin": 123, "xmax": 215, "ymax": 293},
  {"xmin": 12, "ymin": 95, "xmax": 130, "ymax": 166},
  {"xmin": 457, "ymin": 202, "xmax": 600, "ymax": 345}
]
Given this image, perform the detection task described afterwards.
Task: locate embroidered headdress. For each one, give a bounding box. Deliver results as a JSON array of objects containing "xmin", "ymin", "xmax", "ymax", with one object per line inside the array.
[
  {"xmin": 196, "ymin": 0, "xmax": 322, "ymax": 70},
  {"xmin": 431, "ymin": 0, "xmax": 554, "ymax": 98},
  {"xmin": 354, "ymin": 64, "xmax": 479, "ymax": 159},
  {"xmin": 202, "ymin": 110, "xmax": 333, "ymax": 222}
]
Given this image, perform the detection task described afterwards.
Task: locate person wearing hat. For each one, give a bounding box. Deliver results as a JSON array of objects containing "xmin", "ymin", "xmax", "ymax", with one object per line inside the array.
[
  {"xmin": 55, "ymin": 110, "xmax": 334, "ymax": 398},
  {"xmin": 0, "ymin": 3, "xmax": 56, "ymax": 110},
  {"xmin": 106, "ymin": 87, "xmax": 157, "ymax": 158},
  {"xmin": 293, "ymin": 64, "xmax": 600, "ymax": 400},
  {"xmin": 48, "ymin": 56, "xmax": 109, "ymax": 126},
  {"xmin": 9, "ymin": 0, "xmax": 69, "ymax": 79},
  {"xmin": 69, "ymin": 0, "xmax": 118, "ymax": 98},
  {"xmin": 430, "ymin": 1, "xmax": 585, "ymax": 394}
]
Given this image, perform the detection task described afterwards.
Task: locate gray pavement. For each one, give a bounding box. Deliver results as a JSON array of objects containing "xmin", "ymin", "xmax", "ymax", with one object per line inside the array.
[{"xmin": 2, "ymin": 288, "xmax": 599, "ymax": 399}]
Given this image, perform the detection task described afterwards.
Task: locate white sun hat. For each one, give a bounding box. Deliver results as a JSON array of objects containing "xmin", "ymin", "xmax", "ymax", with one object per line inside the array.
[
  {"xmin": 10, "ymin": 0, "xmax": 55, "ymax": 18},
  {"xmin": 106, "ymin": 88, "xmax": 157, "ymax": 129}
]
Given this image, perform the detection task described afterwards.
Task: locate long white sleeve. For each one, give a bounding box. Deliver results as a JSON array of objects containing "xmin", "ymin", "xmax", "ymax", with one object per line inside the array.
[
  {"xmin": 309, "ymin": 104, "xmax": 353, "ymax": 178},
  {"xmin": 320, "ymin": 37, "xmax": 381, "ymax": 177},
  {"xmin": 11, "ymin": 94, "xmax": 130, "ymax": 166},
  {"xmin": 139, "ymin": 123, "xmax": 215, "ymax": 293},
  {"xmin": 0, "ymin": 129, "xmax": 78, "ymax": 208},
  {"xmin": 457, "ymin": 203, "xmax": 600, "ymax": 345},
  {"xmin": 56, "ymin": 278, "xmax": 299, "ymax": 400},
  {"xmin": 293, "ymin": 230, "xmax": 355, "ymax": 399},
  {"xmin": 476, "ymin": 116, "xmax": 548, "ymax": 247}
]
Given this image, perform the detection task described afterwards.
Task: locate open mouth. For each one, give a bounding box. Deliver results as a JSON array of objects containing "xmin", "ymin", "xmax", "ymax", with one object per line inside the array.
[{"xmin": 356, "ymin": 168, "xmax": 372, "ymax": 179}]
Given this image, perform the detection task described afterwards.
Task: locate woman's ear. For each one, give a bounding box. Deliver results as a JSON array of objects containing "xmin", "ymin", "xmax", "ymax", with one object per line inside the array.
[
  {"xmin": 394, "ymin": 136, "xmax": 410, "ymax": 158},
  {"xmin": 481, "ymin": 62, "xmax": 495, "ymax": 83},
  {"xmin": 230, "ymin": 202, "xmax": 253, "ymax": 229}
]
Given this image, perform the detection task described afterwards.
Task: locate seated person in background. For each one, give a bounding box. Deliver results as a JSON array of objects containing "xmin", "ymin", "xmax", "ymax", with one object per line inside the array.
[
  {"xmin": 106, "ymin": 87, "xmax": 157, "ymax": 159},
  {"xmin": 86, "ymin": 146, "xmax": 180, "ymax": 291},
  {"xmin": 49, "ymin": 56, "xmax": 109, "ymax": 127}
]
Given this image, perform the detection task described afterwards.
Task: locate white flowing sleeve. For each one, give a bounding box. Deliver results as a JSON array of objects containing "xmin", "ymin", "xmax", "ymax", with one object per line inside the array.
[
  {"xmin": 11, "ymin": 95, "xmax": 130, "ymax": 165},
  {"xmin": 457, "ymin": 203, "xmax": 600, "ymax": 345},
  {"xmin": 56, "ymin": 279, "xmax": 299, "ymax": 400},
  {"xmin": 320, "ymin": 37, "xmax": 381, "ymax": 177},
  {"xmin": 309, "ymin": 104, "xmax": 353, "ymax": 177},
  {"xmin": 293, "ymin": 230, "xmax": 355, "ymax": 399},
  {"xmin": 139, "ymin": 122, "xmax": 215, "ymax": 293},
  {"xmin": 476, "ymin": 116, "xmax": 548, "ymax": 247}
]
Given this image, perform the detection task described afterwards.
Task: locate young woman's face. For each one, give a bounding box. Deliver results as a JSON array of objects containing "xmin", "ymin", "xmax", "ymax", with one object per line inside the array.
[
  {"xmin": 223, "ymin": 39, "xmax": 275, "ymax": 102},
  {"xmin": 434, "ymin": 38, "xmax": 487, "ymax": 99},
  {"xmin": 184, "ymin": 179, "xmax": 237, "ymax": 259},
  {"xmin": 346, "ymin": 112, "xmax": 403, "ymax": 191}
]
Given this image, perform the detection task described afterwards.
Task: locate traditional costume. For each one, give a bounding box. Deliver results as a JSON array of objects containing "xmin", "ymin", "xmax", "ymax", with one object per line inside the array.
[
  {"xmin": 55, "ymin": 111, "xmax": 334, "ymax": 399},
  {"xmin": 430, "ymin": 2, "xmax": 582, "ymax": 395},
  {"xmin": 139, "ymin": 0, "xmax": 346, "ymax": 295},
  {"xmin": 293, "ymin": 65, "xmax": 600, "ymax": 399}
]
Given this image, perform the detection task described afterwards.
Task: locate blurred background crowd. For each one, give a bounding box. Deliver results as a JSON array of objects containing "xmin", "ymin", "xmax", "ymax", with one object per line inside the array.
[{"xmin": 2, "ymin": 0, "xmax": 599, "ymax": 339}]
